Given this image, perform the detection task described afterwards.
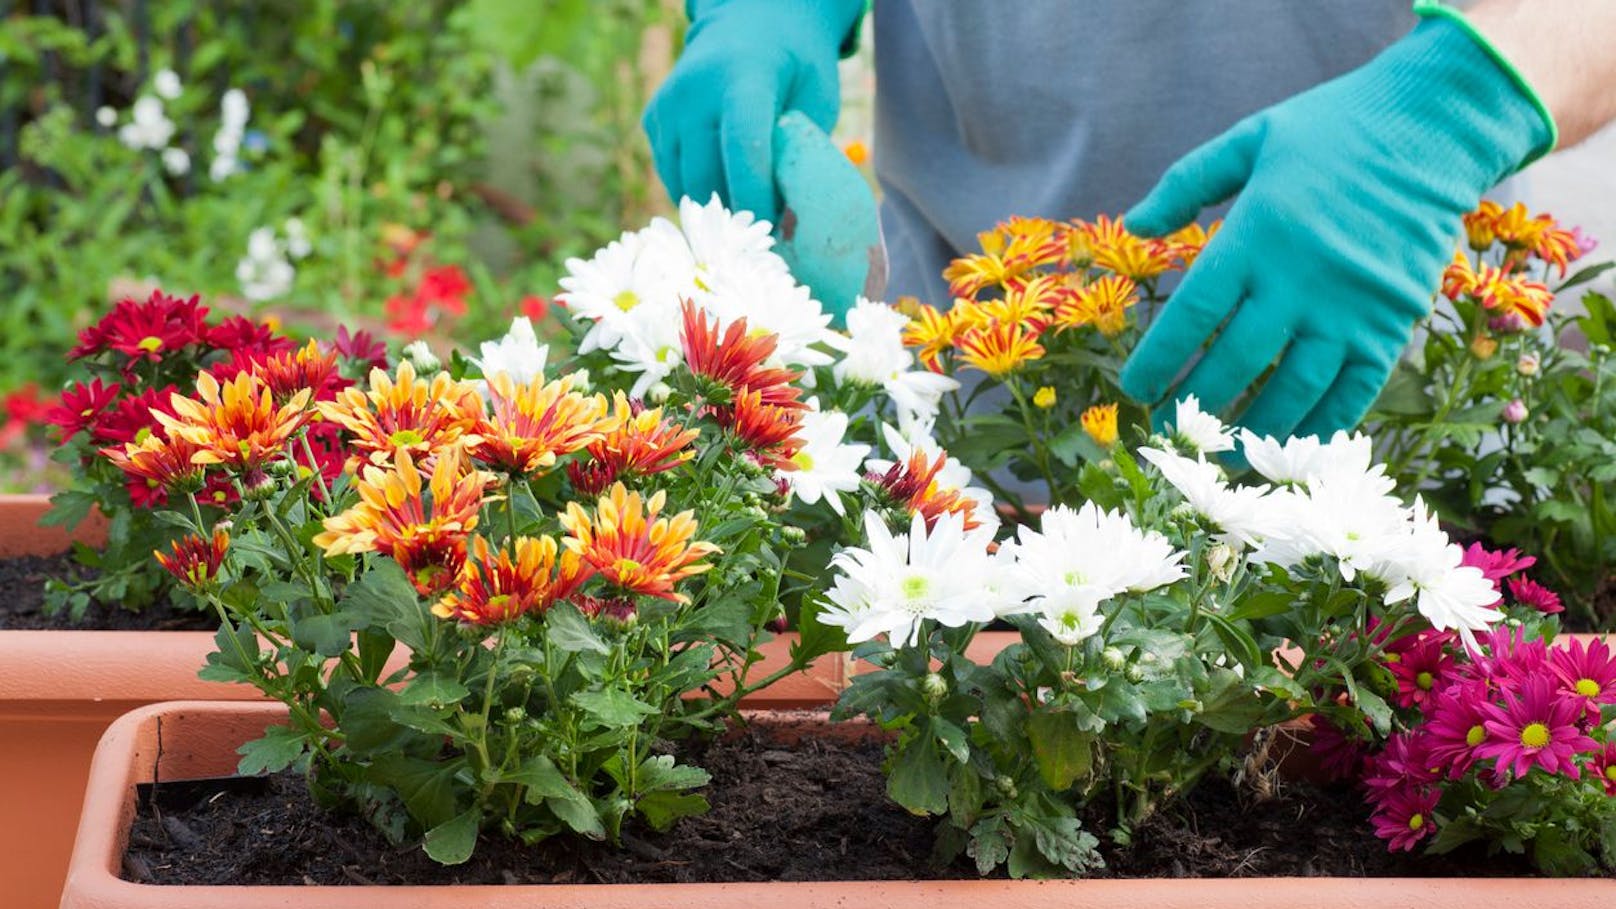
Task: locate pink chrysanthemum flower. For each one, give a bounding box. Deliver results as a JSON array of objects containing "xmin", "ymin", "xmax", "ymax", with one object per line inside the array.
[
  {"xmin": 1476, "ymin": 675, "xmax": 1599, "ymax": 780},
  {"xmin": 1387, "ymin": 631, "xmax": 1456, "ymax": 710},
  {"xmin": 1459, "ymin": 543, "xmax": 1535, "ymax": 587},
  {"xmin": 1363, "ymin": 731, "xmax": 1441, "ymax": 797},
  {"xmin": 1548, "ymin": 637, "xmax": 1616, "ymax": 718},
  {"xmin": 1421, "ymin": 681, "xmax": 1495, "ymax": 779},
  {"xmin": 1591, "ymin": 742, "xmax": 1616, "ymax": 797},
  {"xmin": 1477, "ymin": 626, "xmax": 1550, "ymax": 688},
  {"xmin": 1308, "ymin": 715, "xmax": 1368, "ymax": 782},
  {"xmin": 1506, "ymin": 575, "xmax": 1563, "ymax": 614},
  {"xmin": 1369, "ymin": 785, "xmax": 1441, "ymax": 852}
]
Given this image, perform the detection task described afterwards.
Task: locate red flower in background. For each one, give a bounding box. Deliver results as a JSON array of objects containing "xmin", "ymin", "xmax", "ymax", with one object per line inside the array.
[
  {"xmin": 69, "ymin": 292, "xmax": 209, "ymax": 364},
  {"xmin": 0, "ymin": 384, "xmax": 50, "ymax": 448},
  {"xmin": 1506, "ymin": 575, "xmax": 1563, "ymax": 614},
  {"xmin": 386, "ymin": 265, "xmax": 471, "ymax": 336},
  {"xmin": 520, "ymin": 295, "xmax": 550, "ymax": 321},
  {"xmin": 46, "ymin": 379, "xmax": 123, "ymax": 442}
]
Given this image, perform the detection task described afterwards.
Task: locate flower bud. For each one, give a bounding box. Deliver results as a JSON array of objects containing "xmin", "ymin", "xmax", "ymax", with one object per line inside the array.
[
  {"xmin": 648, "ymin": 381, "xmax": 673, "ymax": 403},
  {"xmin": 782, "ymin": 525, "xmax": 806, "ymax": 544},
  {"xmin": 1469, "ymin": 334, "xmax": 1498, "ymax": 360},
  {"xmin": 568, "ymin": 368, "xmax": 592, "ymax": 392},
  {"xmin": 1205, "ymin": 542, "xmax": 1237, "ymax": 583},
  {"xmin": 503, "ymin": 706, "xmax": 527, "ymax": 725},
  {"xmin": 994, "ymin": 776, "xmax": 1018, "ymax": 798},
  {"xmin": 1178, "ymin": 698, "xmax": 1204, "ymax": 713},
  {"xmin": 1515, "ymin": 351, "xmax": 1540, "ymax": 377},
  {"xmin": 402, "ymin": 340, "xmax": 440, "ymax": 374},
  {"xmin": 1125, "ymin": 664, "xmax": 1145, "ymax": 683},
  {"xmin": 921, "ymin": 672, "xmax": 948, "ymax": 705},
  {"xmin": 1101, "ymin": 647, "xmax": 1126, "ymax": 672},
  {"xmin": 1502, "ymin": 398, "xmax": 1529, "ymax": 424},
  {"xmin": 1592, "ymin": 343, "xmax": 1612, "ymax": 358}
]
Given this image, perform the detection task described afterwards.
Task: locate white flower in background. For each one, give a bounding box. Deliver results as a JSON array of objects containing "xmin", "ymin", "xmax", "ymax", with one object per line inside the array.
[
  {"xmin": 221, "ymin": 88, "xmax": 250, "ymax": 128},
  {"xmin": 833, "ymin": 298, "xmax": 959, "ymax": 423},
  {"xmin": 999, "ymin": 503, "xmax": 1187, "ymax": 644},
  {"xmin": 160, "ymin": 147, "xmax": 190, "ymax": 176},
  {"xmin": 783, "ymin": 405, "xmax": 870, "ymax": 515},
  {"xmin": 865, "ymin": 421, "xmax": 995, "ymax": 526},
  {"xmin": 401, "ymin": 340, "xmax": 441, "ymax": 374},
  {"xmin": 473, "ymin": 317, "xmax": 550, "ymax": 386},
  {"xmin": 235, "ymin": 227, "xmax": 293, "ymax": 301},
  {"xmin": 153, "ymin": 68, "xmax": 182, "ymax": 100},
  {"xmin": 608, "ymin": 300, "xmax": 687, "ymax": 398},
  {"xmin": 210, "ymin": 88, "xmax": 250, "ymax": 182},
  {"xmin": 1166, "ymin": 394, "xmax": 1235, "ymax": 454},
  {"xmin": 283, "ymin": 218, "xmax": 312, "ymax": 259},
  {"xmin": 820, "ymin": 510, "xmax": 998, "ymax": 647},
  {"xmin": 95, "ymin": 106, "xmax": 117, "ymax": 128},
  {"xmin": 1381, "ymin": 502, "xmax": 1501, "ymax": 652},
  {"xmin": 1238, "ymin": 429, "xmax": 1378, "ymax": 487},
  {"xmin": 1138, "ymin": 447, "xmax": 1280, "ymax": 547},
  {"xmin": 117, "ymin": 95, "xmax": 174, "ymax": 150}
]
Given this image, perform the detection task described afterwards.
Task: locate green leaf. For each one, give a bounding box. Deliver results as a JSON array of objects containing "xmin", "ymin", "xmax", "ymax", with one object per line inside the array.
[
  {"xmin": 933, "ymin": 717, "xmax": 971, "ymax": 764},
  {"xmin": 1352, "ymin": 685, "xmax": 1394, "ymax": 736},
  {"xmin": 888, "ymin": 732, "xmax": 949, "ymax": 816},
  {"xmin": 635, "ymin": 754, "xmax": 711, "ymax": 792},
  {"xmin": 570, "ymin": 688, "xmax": 658, "ymax": 727},
  {"xmin": 1196, "ymin": 668, "xmax": 1266, "ymax": 734},
  {"xmin": 356, "ymin": 629, "xmax": 395, "ymax": 684},
  {"xmin": 366, "ymin": 754, "xmax": 461, "ymax": 830},
  {"xmin": 1031, "ymin": 815, "xmax": 1103, "ymax": 874},
  {"xmin": 199, "ymin": 623, "xmax": 261, "ymax": 683},
  {"xmin": 1202, "ymin": 612, "xmax": 1262, "ymax": 672},
  {"xmin": 292, "ymin": 610, "xmax": 359, "ymax": 658},
  {"xmin": 236, "ymin": 725, "xmax": 307, "ymax": 776},
  {"xmin": 967, "ymin": 816, "xmax": 1010, "ymax": 876},
  {"xmin": 341, "ymin": 561, "xmax": 429, "ymax": 651},
  {"xmin": 637, "ymin": 790, "xmax": 710, "ymax": 832},
  {"xmin": 1026, "ymin": 711, "xmax": 1094, "ymax": 791},
  {"xmin": 547, "ymin": 788, "xmax": 606, "ymax": 839},
  {"xmin": 505, "ymin": 755, "xmax": 576, "ymax": 801},
  {"xmin": 1223, "ymin": 589, "xmax": 1297, "ymax": 622},
  {"xmin": 423, "ymin": 808, "xmax": 481, "ymax": 865},
  {"xmin": 399, "ymin": 672, "xmax": 472, "ymax": 709},
  {"xmin": 545, "ymin": 602, "xmax": 609, "ymax": 655},
  {"xmin": 792, "ymin": 597, "xmax": 849, "ymax": 667}
]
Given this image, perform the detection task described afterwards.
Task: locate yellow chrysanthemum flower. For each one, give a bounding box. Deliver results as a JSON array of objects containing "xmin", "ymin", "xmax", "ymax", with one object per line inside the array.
[
  {"xmin": 1081, "ymin": 403, "xmax": 1119, "ymax": 448},
  {"xmin": 1082, "ymin": 215, "xmax": 1176, "ymax": 282},
  {"xmin": 1033, "ymin": 386, "xmax": 1057, "ymax": 409},
  {"xmin": 156, "ymin": 370, "xmax": 311, "ymax": 473},
  {"xmin": 317, "ymin": 360, "xmax": 484, "ymax": 470},
  {"xmin": 1055, "ymin": 274, "xmax": 1139, "ymax": 337},
  {"xmin": 473, "ymin": 372, "xmax": 612, "ymax": 477},
  {"xmin": 559, "ymin": 483, "xmax": 719, "ymax": 603},
  {"xmin": 955, "ymin": 319, "xmax": 1046, "ymax": 377}
]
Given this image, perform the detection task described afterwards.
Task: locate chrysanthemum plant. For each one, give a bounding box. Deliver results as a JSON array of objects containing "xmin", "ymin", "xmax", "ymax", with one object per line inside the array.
[
  {"xmin": 109, "ymin": 206, "xmax": 863, "ymax": 863},
  {"xmin": 1369, "ymin": 202, "xmax": 1616, "ymax": 623},
  {"xmin": 1308, "ymin": 548, "xmax": 1615, "ymax": 873},
  {"xmin": 41, "ymin": 290, "xmax": 387, "ymax": 618}
]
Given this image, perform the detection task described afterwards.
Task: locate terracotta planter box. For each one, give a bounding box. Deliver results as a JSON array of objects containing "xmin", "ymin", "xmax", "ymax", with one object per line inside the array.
[
  {"xmin": 63, "ymin": 701, "xmax": 1616, "ymax": 909},
  {"xmin": 0, "ymin": 494, "xmax": 845, "ymax": 908}
]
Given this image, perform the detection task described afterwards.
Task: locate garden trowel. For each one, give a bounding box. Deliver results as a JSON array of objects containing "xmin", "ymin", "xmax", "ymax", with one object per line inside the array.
[{"xmin": 771, "ymin": 111, "xmax": 887, "ymax": 325}]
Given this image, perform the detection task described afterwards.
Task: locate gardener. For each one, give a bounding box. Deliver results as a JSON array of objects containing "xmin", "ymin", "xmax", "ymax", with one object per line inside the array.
[{"xmin": 643, "ymin": 0, "xmax": 1616, "ymax": 441}]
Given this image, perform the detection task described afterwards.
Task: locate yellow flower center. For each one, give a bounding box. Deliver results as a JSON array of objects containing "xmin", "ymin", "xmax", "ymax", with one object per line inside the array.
[
  {"xmin": 1465, "ymin": 724, "xmax": 1486, "ymax": 747},
  {"xmin": 485, "ymin": 594, "xmax": 512, "ymax": 615},
  {"xmin": 613, "ymin": 290, "xmax": 639, "ymax": 312},
  {"xmin": 1407, "ymin": 813, "xmax": 1424, "ymax": 831},
  {"xmin": 1063, "ymin": 570, "xmax": 1086, "ymax": 587},
  {"xmin": 900, "ymin": 575, "xmax": 933, "ymax": 614},
  {"xmin": 791, "ymin": 450, "xmax": 815, "ymax": 471},
  {"xmin": 134, "ymin": 427, "xmax": 153, "ymax": 445},
  {"xmin": 1605, "ymin": 765, "xmax": 1616, "ymax": 783},
  {"xmin": 137, "ymin": 336, "xmax": 164, "ymax": 353},
  {"xmin": 389, "ymin": 428, "xmax": 425, "ymax": 447},
  {"xmin": 1519, "ymin": 722, "xmax": 1550, "ymax": 749},
  {"xmin": 1415, "ymin": 671, "xmax": 1435, "ymax": 691},
  {"xmin": 1575, "ymin": 678, "xmax": 1600, "ymax": 698},
  {"xmin": 612, "ymin": 557, "xmax": 644, "ymax": 577}
]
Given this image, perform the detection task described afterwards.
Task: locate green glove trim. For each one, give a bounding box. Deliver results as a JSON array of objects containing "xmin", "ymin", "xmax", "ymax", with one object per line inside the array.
[{"xmin": 1413, "ymin": 0, "xmax": 1559, "ymax": 162}]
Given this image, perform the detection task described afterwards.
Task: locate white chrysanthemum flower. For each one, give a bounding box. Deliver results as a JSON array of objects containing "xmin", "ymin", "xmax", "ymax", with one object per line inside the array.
[
  {"xmin": 1167, "ymin": 394, "xmax": 1235, "ymax": 454},
  {"xmin": 1269, "ymin": 468, "xmax": 1411, "ymax": 581},
  {"xmin": 1139, "ymin": 447, "xmax": 1279, "ymax": 547},
  {"xmin": 999, "ymin": 503, "xmax": 1187, "ymax": 639},
  {"xmin": 474, "ymin": 317, "xmax": 550, "ymax": 386},
  {"xmin": 606, "ymin": 296, "xmax": 686, "ymax": 398},
  {"xmin": 1238, "ymin": 429, "xmax": 1378, "ymax": 486},
  {"xmin": 784, "ymin": 406, "xmax": 870, "ymax": 516},
  {"xmin": 698, "ymin": 255, "xmax": 837, "ymax": 368},
  {"xmin": 1381, "ymin": 502, "xmax": 1501, "ymax": 652},
  {"xmin": 160, "ymin": 147, "xmax": 190, "ymax": 176},
  {"xmin": 559, "ymin": 229, "xmax": 692, "ymax": 356},
  {"xmin": 832, "ymin": 298, "xmax": 959, "ymax": 423},
  {"xmin": 820, "ymin": 511, "xmax": 999, "ymax": 647},
  {"xmin": 401, "ymin": 340, "xmax": 441, "ymax": 374},
  {"xmin": 153, "ymin": 69, "xmax": 182, "ymax": 100},
  {"xmin": 865, "ymin": 421, "xmax": 995, "ymax": 527},
  {"xmin": 676, "ymin": 193, "xmax": 780, "ymax": 274},
  {"xmin": 284, "ymin": 218, "xmax": 311, "ymax": 259}
]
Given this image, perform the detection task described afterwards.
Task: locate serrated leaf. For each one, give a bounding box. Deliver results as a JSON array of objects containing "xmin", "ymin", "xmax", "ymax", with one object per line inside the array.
[
  {"xmin": 545, "ymin": 602, "xmax": 609, "ymax": 655},
  {"xmin": 367, "ymin": 754, "xmax": 461, "ymax": 830},
  {"xmin": 1026, "ymin": 711, "xmax": 1094, "ymax": 791},
  {"xmin": 341, "ymin": 561, "xmax": 430, "ymax": 651},
  {"xmin": 635, "ymin": 754, "xmax": 711, "ymax": 792},
  {"xmin": 968, "ymin": 816, "xmax": 1010, "ymax": 875},
  {"xmin": 570, "ymin": 688, "xmax": 658, "ymax": 727},
  {"xmin": 423, "ymin": 808, "xmax": 481, "ymax": 865},
  {"xmin": 637, "ymin": 790, "xmax": 709, "ymax": 831},
  {"xmin": 236, "ymin": 724, "xmax": 307, "ymax": 776}
]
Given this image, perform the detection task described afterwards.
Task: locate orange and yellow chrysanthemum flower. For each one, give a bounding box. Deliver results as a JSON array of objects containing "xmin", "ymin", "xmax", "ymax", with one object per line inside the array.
[
  {"xmin": 570, "ymin": 393, "xmax": 698, "ymax": 494},
  {"xmin": 1462, "ymin": 201, "xmax": 1502, "ymax": 251},
  {"xmin": 254, "ymin": 339, "xmax": 344, "ymax": 403},
  {"xmin": 472, "ymin": 372, "xmax": 611, "ymax": 477},
  {"xmin": 1081, "ymin": 403, "xmax": 1120, "ymax": 447},
  {"xmin": 976, "ymin": 273, "xmax": 1061, "ymax": 334},
  {"xmin": 432, "ymin": 534, "xmax": 586, "ymax": 625},
  {"xmin": 955, "ymin": 319, "xmax": 1046, "ymax": 377},
  {"xmin": 316, "ymin": 360, "xmax": 483, "ymax": 470},
  {"xmin": 156, "ymin": 370, "xmax": 311, "ymax": 472},
  {"xmin": 1441, "ymin": 252, "xmax": 1552, "ymax": 328},
  {"xmin": 1166, "ymin": 220, "xmax": 1220, "ymax": 268},
  {"xmin": 1054, "ymin": 274, "xmax": 1139, "ymax": 337},
  {"xmin": 902, "ymin": 303, "xmax": 965, "ymax": 373},
  {"xmin": 314, "ymin": 447, "xmax": 493, "ymax": 595},
  {"xmin": 679, "ymin": 301, "xmax": 805, "ymax": 410},
  {"xmin": 1080, "ymin": 215, "xmax": 1177, "ymax": 282},
  {"xmin": 868, "ymin": 449, "xmax": 985, "ymax": 532},
  {"xmin": 155, "ymin": 529, "xmax": 229, "ymax": 590},
  {"xmin": 942, "ymin": 218, "xmax": 1066, "ymax": 298},
  {"xmin": 559, "ymin": 483, "xmax": 719, "ymax": 603},
  {"xmin": 103, "ymin": 432, "xmax": 206, "ymax": 493},
  {"xmin": 726, "ymin": 388, "xmax": 806, "ymax": 471}
]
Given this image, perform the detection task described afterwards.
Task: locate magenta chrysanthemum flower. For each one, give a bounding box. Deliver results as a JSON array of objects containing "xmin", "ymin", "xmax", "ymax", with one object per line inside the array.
[
  {"xmin": 1308, "ymin": 714, "xmax": 1367, "ymax": 782},
  {"xmin": 1363, "ymin": 731, "xmax": 1441, "ymax": 796},
  {"xmin": 1387, "ymin": 631, "xmax": 1456, "ymax": 710},
  {"xmin": 1591, "ymin": 742, "xmax": 1616, "ymax": 796},
  {"xmin": 1505, "ymin": 575, "xmax": 1563, "ymax": 614},
  {"xmin": 1460, "ymin": 543, "xmax": 1535, "ymax": 587},
  {"xmin": 1369, "ymin": 785, "xmax": 1441, "ymax": 852},
  {"xmin": 1421, "ymin": 682, "xmax": 1495, "ymax": 778},
  {"xmin": 1548, "ymin": 637, "xmax": 1616, "ymax": 717},
  {"xmin": 1477, "ymin": 626, "xmax": 1549, "ymax": 688},
  {"xmin": 1476, "ymin": 675, "xmax": 1598, "ymax": 779}
]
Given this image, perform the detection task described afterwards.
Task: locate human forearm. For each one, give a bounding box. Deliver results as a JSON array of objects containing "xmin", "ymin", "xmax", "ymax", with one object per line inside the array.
[{"xmin": 1466, "ymin": 0, "xmax": 1616, "ymax": 148}]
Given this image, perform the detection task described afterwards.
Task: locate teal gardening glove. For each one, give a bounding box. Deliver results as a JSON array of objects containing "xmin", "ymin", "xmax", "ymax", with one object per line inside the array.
[
  {"xmin": 1120, "ymin": 7, "xmax": 1556, "ymax": 441},
  {"xmin": 642, "ymin": 0, "xmax": 866, "ymax": 226}
]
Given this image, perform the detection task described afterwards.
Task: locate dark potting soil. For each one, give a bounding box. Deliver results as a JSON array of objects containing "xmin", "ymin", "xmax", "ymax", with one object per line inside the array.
[
  {"xmin": 123, "ymin": 722, "xmax": 1539, "ymax": 886},
  {"xmin": 0, "ymin": 552, "xmax": 212, "ymax": 631}
]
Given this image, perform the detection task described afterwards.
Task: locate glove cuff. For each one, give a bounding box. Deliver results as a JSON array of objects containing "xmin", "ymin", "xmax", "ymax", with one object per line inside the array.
[
  {"xmin": 1411, "ymin": 1, "xmax": 1558, "ymax": 166},
  {"xmin": 687, "ymin": 0, "xmax": 867, "ymax": 58}
]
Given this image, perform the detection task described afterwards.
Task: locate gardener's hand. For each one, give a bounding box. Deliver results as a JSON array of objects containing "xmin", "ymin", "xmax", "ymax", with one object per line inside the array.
[
  {"xmin": 642, "ymin": 0, "xmax": 864, "ymax": 226},
  {"xmin": 1120, "ymin": 10, "xmax": 1554, "ymax": 441}
]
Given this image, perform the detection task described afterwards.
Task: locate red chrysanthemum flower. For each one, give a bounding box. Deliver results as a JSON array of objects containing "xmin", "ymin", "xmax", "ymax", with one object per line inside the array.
[
  {"xmin": 102, "ymin": 432, "xmax": 207, "ymax": 499},
  {"xmin": 46, "ymin": 379, "xmax": 122, "ymax": 443},
  {"xmin": 154, "ymin": 529, "xmax": 229, "ymax": 590},
  {"xmin": 1506, "ymin": 575, "xmax": 1563, "ymax": 614},
  {"xmin": 558, "ymin": 483, "xmax": 719, "ymax": 603},
  {"xmin": 69, "ymin": 291, "xmax": 209, "ymax": 363},
  {"xmin": 868, "ymin": 448, "xmax": 985, "ymax": 532},
  {"xmin": 1476, "ymin": 625, "xmax": 1550, "ymax": 688},
  {"xmin": 726, "ymin": 388, "xmax": 806, "ymax": 471},
  {"xmin": 1548, "ymin": 637, "xmax": 1616, "ymax": 718},
  {"xmin": 1476, "ymin": 675, "xmax": 1599, "ymax": 780},
  {"xmin": 205, "ymin": 315, "xmax": 293, "ymax": 356},
  {"xmin": 679, "ymin": 300, "xmax": 805, "ymax": 410},
  {"xmin": 432, "ymin": 535, "xmax": 586, "ymax": 625},
  {"xmin": 472, "ymin": 373, "xmax": 611, "ymax": 477},
  {"xmin": 253, "ymin": 339, "xmax": 348, "ymax": 403},
  {"xmin": 1307, "ymin": 714, "xmax": 1368, "ymax": 782},
  {"xmin": 90, "ymin": 385, "xmax": 179, "ymax": 446},
  {"xmin": 1591, "ymin": 742, "xmax": 1616, "ymax": 797},
  {"xmin": 1368, "ymin": 784, "xmax": 1441, "ymax": 853},
  {"xmin": 1363, "ymin": 730, "xmax": 1442, "ymax": 797},
  {"xmin": 332, "ymin": 326, "xmax": 390, "ymax": 373}
]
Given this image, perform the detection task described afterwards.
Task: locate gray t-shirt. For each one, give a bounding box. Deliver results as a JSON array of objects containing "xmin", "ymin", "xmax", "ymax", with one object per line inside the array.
[{"xmin": 872, "ymin": 0, "xmax": 1420, "ymax": 304}]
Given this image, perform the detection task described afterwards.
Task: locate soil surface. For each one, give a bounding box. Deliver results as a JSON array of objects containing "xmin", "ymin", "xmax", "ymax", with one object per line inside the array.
[
  {"xmin": 124, "ymin": 723, "xmax": 1538, "ymax": 886},
  {"xmin": 0, "ymin": 552, "xmax": 212, "ymax": 631}
]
